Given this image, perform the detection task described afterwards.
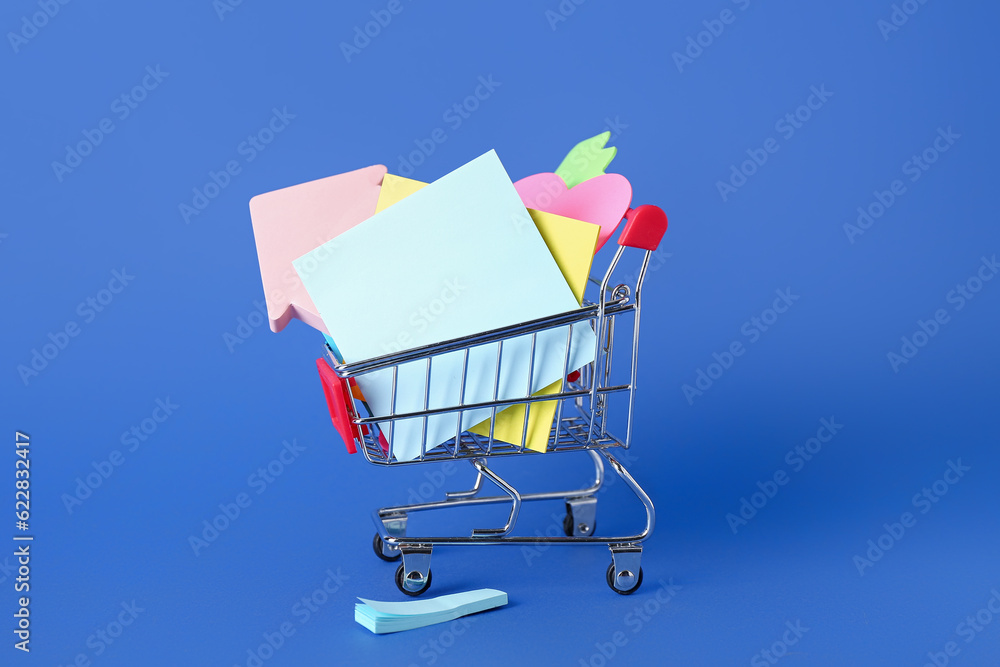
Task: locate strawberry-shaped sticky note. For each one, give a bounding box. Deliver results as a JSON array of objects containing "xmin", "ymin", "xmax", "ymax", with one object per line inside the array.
[
  {"xmin": 555, "ymin": 131, "xmax": 617, "ymax": 188},
  {"xmin": 514, "ymin": 172, "xmax": 632, "ymax": 252}
]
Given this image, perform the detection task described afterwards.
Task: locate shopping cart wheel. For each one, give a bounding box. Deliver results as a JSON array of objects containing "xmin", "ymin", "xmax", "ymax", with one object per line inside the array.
[
  {"xmin": 563, "ymin": 496, "xmax": 598, "ymax": 537},
  {"xmin": 395, "ymin": 564, "xmax": 433, "ymax": 597},
  {"xmin": 606, "ymin": 562, "xmax": 643, "ymax": 595},
  {"xmin": 372, "ymin": 534, "xmax": 401, "ymax": 562},
  {"xmin": 563, "ymin": 513, "xmax": 598, "ymax": 537}
]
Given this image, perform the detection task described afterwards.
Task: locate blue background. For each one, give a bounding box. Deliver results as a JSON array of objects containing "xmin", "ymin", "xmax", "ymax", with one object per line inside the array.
[{"xmin": 3, "ymin": 0, "xmax": 998, "ymax": 665}]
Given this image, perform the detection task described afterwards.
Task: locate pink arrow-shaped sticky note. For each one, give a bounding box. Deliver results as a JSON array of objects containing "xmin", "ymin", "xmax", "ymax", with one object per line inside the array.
[{"xmin": 249, "ymin": 164, "xmax": 387, "ymax": 333}]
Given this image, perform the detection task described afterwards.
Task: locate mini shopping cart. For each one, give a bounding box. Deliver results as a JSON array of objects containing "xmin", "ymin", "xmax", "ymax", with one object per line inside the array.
[{"xmin": 317, "ymin": 204, "xmax": 668, "ymax": 596}]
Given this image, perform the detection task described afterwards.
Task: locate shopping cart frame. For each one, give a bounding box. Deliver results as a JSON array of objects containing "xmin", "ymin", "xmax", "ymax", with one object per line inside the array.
[{"xmin": 320, "ymin": 205, "xmax": 668, "ymax": 595}]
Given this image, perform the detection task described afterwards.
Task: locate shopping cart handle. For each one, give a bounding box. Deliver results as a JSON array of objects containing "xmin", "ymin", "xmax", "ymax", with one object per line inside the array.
[
  {"xmin": 316, "ymin": 358, "xmax": 359, "ymax": 454},
  {"xmin": 618, "ymin": 205, "xmax": 667, "ymax": 251}
]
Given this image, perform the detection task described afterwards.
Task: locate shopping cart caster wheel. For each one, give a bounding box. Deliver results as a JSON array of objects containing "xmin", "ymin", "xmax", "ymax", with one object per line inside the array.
[
  {"xmin": 395, "ymin": 564, "xmax": 432, "ymax": 597},
  {"xmin": 606, "ymin": 562, "xmax": 643, "ymax": 595},
  {"xmin": 564, "ymin": 496, "xmax": 597, "ymax": 537},
  {"xmin": 563, "ymin": 513, "xmax": 597, "ymax": 537},
  {"xmin": 373, "ymin": 534, "xmax": 401, "ymax": 562}
]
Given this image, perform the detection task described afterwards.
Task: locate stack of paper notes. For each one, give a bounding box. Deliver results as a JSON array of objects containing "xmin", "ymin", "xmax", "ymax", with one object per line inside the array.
[
  {"xmin": 372, "ymin": 173, "xmax": 601, "ymax": 454},
  {"xmin": 249, "ymin": 133, "xmax": 632, "ymax": 461},
  {"xmin": 354, "ymin": 588, "xmax": 508, "ymax": 634}
]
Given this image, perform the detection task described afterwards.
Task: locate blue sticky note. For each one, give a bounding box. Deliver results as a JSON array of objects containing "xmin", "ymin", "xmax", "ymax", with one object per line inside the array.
[
  {"xmin": 355, "ymin": 588, "xmax": 508, "ymax": 634},
  {"xmin": 294, "ymin": 150, "xmax": 596, "ymax": 461},
  {"xmin": 322, "ymin": 333, "xmax": 343, "ymax": 362}
]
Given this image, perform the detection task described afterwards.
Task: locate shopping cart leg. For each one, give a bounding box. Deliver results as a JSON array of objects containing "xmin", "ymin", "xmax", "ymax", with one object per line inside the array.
[
  {"xmin": 396, "ymin": 545, "xmax": 433, "ymax": 597},
  {"xmin": 600, "ymin": 448, "xmax": 653, "ymax": 594},
  {"xmin": 585, "ymin": 448, "xmax": 606, "ymax": 491},
  {"xmin": 470, "ymin": 458, "xmax": 522, "ymax": 537},
  {"xmin": 600, "ymin": 449, "xmax": 655, "ymax": 538},
  {"xmin": 444, "ymin": 470, "xmax": 484, "ymax": 499}
]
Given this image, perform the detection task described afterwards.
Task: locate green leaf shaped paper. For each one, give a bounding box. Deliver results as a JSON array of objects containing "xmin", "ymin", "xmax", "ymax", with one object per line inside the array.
[{"xmin": 554, "ymin": 131, "xmax": 618, "ymax": 189}]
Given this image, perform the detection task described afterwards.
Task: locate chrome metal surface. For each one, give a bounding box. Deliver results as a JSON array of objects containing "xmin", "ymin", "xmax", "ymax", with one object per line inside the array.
[
  {"xmin": 565, "ymin": 495, "xmax": 598, "ymax": 537},
  {"xmin": 609, "ymin": 545, "xmax": 643, "ymax": 592},
  {"xmin": 469, "ymin": 458, "xmax": 521, "ymax": 537},
  {"xmin": 335, "ymin": 242, "xmax": 661, "ymax": 592},
  {"xmin": 399, "ymin": 547, "xmax": 432, "ymax": 594},
  {"xmin": 369, "ymin": 446, "xmax": 654, "ymax": 547},
  {"xmin": 445, "ymin": 470, "xmax": 483, "ymax": 499},
  {"xmin": 381, "ymin": 513, "xmax": 407, "ymax": 540}
]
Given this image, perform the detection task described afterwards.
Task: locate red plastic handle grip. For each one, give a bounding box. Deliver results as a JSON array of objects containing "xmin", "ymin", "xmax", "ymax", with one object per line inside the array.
[
  {"xmin": 316, "ymin": 358, "xmax": 359, "ymax": 454},
  {"xmin": 618, "ymin": 205, "xmax": 667, "ymax": 251}
]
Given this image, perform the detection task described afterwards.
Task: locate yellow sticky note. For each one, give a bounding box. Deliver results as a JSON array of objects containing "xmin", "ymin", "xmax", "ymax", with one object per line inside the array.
[
  {"xmin": 525, "ymin": 208, "xmax": 597, "ymax": 304},
  {"xmin": 376, "ymin": 174, "xmax": 427, "ymax": 213},
  {"xmin": 374, "ymin": 174, "xmax": 599, "ymax": 452},
  {"xmin": 471, "ymin": 378, "xmax": 562, "ymax": 452}
]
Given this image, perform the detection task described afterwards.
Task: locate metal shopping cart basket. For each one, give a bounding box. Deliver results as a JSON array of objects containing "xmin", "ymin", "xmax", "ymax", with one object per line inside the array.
[{"xmin": 317, "ymin": 204, "xmax": 668, "ymax": 596}]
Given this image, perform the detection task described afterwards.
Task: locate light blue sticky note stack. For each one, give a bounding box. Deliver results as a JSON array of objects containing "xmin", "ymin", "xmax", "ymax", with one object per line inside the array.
[
  {"xmin": 322, "ymin": 333, "xmax": 343, "ymax": 362},
  {"xmin": 355, "ymin": 588, "xmax": 508, "ymax": 634},
  {"xmin": 294, "ymin": 150, "xmax": 597, "ymax": 461}
]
